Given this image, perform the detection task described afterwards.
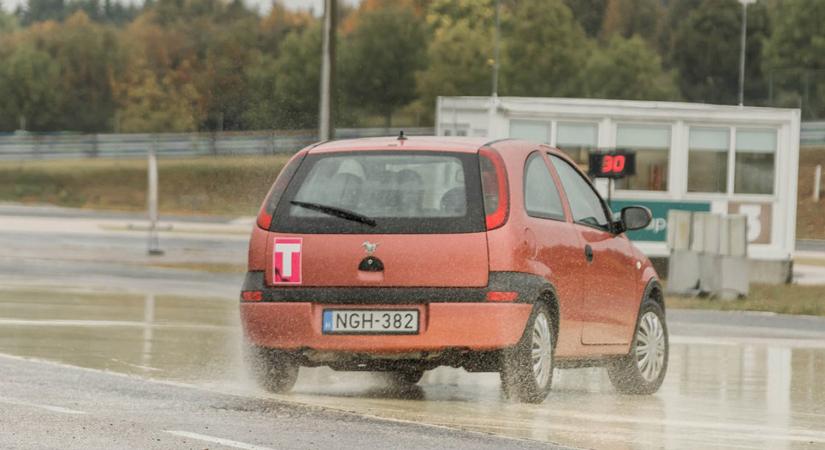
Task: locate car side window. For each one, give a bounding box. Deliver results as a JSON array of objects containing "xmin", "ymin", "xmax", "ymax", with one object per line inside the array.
[
  {"xmin": 549, "ymin": 154, "xmax": 611, "ymax": 230},
  {"xmin": 524, "ymin": 152, "xmax": 565, "ymax": 220}
]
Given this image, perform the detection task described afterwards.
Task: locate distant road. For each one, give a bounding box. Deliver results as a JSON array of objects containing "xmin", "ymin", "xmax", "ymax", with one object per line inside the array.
[{"xmin": 797, "ymin": 239, "xmax": 825, "ymax": 252}]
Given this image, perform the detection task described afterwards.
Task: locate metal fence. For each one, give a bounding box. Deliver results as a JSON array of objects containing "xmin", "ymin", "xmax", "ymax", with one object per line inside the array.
[
  {"xmin": 2, "ymin": 122, "xmax": 821, "ymax": 160},
  {"xmin": 0, "ymin": 127, "xmax": 435, "ymax": 160}
]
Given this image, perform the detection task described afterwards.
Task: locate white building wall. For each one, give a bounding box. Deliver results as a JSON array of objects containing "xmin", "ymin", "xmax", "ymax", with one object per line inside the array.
[{"xmin": 437, "ymin": 96, "xmax": 801, "ymax": 263}]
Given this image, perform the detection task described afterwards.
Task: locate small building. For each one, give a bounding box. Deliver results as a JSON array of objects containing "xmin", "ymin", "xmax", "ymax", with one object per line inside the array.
[{"xmin": 436, "ymin": 96, "xmax": 801, "ymax": 283}]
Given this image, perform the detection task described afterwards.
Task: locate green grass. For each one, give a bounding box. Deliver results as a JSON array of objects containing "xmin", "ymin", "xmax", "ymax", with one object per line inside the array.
[
  {"xmin": 0, "ymin": 155, "xmax": 289, "ymax": 217},
  {"xmin": 797, "ymin": 148, "xmax": 825, "ymax": 240},
  {"xmin": 667, "ymin": 283, "xmax": 825, "ymax": 316}
]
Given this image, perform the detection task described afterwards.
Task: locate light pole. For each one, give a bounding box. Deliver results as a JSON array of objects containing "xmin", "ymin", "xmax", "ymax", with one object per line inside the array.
[
  {"xmin": 319, "ymin": 0, "xmax": 336, "ymax": 140},
  {"xmin": 487, "ymin": 0, "xmax": 501, "ymax": 138},
  {"xmin": 738, "ymin": 0, "xmax": 756, "ymax": 106}
]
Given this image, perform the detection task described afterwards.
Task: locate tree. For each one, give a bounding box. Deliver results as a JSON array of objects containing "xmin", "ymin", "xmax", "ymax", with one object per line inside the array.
[
  {"xmin": 601, "ymin": 0, "xmax": 662, "ymax": 43},
  {"xmin": 563, "ymin": 0, "xmax": 606, "ymax": 38},
  {"xmin": 670, "ymin": 0, "xmax": 769, "ymax": 105},
  {"xmin": 500, "ymin": 0, "xmax": 590, "ymax": 97},
  {"xmin": 584, "ymin": 35, "xmax": 679, "ymax": 101},
  {"xmin": 763, "ymin": 0, "xmax": 825, "ymax": 117},
  {"xmin": 245, "ymin": 22, "xmax": 322, "ymax": 130},
  {"xmin": 415, "ymin": 0, "xmax": 499, "ymax": 117},
  {"xmin": 51, "ymin": 11, "xmax": 121, "ymax": 131},
  {"xmin": 339, "ymin": 3, "xmax": 427, "ymax": 127},
  {"xmin": 113, "ymin": 66, "xmax": 199, "ymax": 132},
  {"xmin": 0, "ymin": 43, "xmax": 63, "ymax": 131}
]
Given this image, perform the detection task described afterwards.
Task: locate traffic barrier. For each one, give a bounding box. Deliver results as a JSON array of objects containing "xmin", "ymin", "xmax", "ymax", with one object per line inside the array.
[
  {"xmin": 0, "ymin": 128, "xmax": 435, "ymax": 160},
  {"xmin": 666, "ymin": 211, "xmax": 749, "ymax": 299}
]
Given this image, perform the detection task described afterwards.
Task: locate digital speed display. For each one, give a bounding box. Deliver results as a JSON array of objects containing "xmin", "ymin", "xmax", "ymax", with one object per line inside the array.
[{"xmin": 588, "ymin": 151, "xmax": 636, "ymax": 179}]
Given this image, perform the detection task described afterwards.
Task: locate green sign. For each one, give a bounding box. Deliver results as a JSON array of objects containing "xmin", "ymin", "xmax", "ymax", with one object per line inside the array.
[{"xmin": 610, "ymin": 199, "xmax": 711, "ymax": 242}]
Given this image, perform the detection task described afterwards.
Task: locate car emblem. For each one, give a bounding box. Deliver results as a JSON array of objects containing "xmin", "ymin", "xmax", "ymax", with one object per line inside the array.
[{"xmin": 362, "ymin": 241, "xmax": 379, "ymax": 254}]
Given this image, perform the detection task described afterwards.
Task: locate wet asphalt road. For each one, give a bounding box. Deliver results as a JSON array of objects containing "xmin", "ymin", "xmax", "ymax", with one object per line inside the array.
[
  {"xmin": 0, "ymin": 355, "xmax": 556, "ymax": 450},
  {"xmin": 1, "ymin": 260, "xmax": 824, "ymax": 449},
  {"xmin": 2, "ymin": 206, "xmax": 825, "ymax": 449}
]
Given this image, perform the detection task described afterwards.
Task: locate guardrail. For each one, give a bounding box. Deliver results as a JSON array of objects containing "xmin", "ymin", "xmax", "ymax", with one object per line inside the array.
[
  {"xmin": 801, "ymin": 121, "xmax": 825, "ymax": 147},
  {"xmin": 0, "ymin": 127, "xmax": 435, "ymax": 160}
]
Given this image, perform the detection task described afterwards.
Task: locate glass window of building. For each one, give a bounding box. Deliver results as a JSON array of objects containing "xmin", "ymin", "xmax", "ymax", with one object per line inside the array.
[
  {"xmin": 687, "ymin": 127, "xmax": 729, "ymax": 193},
  {"xmin": 556, "ymin": 122, "xmax": 597, "ymax": 169},
  {"xmin": 735, "ymin": 129, "xmax": 776, "ymax": 195},
  {"xmin": 510, "ymin": 120, "xmax": 550, "ymax": 143},
  {"xmin": 614, "ymin": 124, "xmax": 670, "ymax": 191}
]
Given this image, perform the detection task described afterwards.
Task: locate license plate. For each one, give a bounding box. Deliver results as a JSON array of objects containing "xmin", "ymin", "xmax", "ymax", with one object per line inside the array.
[{"xmin": 322, "ymin": 309, "xmax": 419, "ymax": 334}]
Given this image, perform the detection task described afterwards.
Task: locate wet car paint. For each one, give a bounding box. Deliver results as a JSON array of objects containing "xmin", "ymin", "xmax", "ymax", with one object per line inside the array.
[{"xmin": 1, "ymin": 287, "xmax": 823, "ymax": 449}]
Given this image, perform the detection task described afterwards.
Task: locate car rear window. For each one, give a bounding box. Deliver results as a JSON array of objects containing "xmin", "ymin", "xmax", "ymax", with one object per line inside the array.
[{"xmin": 271, "ymin": 151, "xmax": 486, "ymax": 234}]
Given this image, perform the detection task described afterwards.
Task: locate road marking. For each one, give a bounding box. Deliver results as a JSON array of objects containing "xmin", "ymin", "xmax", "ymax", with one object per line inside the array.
[
  {"xmin": 164, "ymin": 431, "xmax": 274, "ymax": 450},
  {"xmin": 0, "ymin": 318, "xmax": 230, "ymax": 330},
  {"xmin": 671, "ymin": 335, "xmax": 825, "ymax": 349},
  {"xmin": 0, "ymin": 397, "xmax": 86, "ymax": 415}
]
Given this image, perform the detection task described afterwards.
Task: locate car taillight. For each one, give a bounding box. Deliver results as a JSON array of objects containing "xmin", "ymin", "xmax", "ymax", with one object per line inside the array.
[
  {"xmin": 485, "ymin": 291, "xmax": 518, "ymax": 302},
  {"xmin": 241, "ymin": 290, "xmax": 262, "ymax": 302},
  {"xmin": 479, "ymin": 147, "xmax": 509, "ymax": 230},
  {"xmin": 256, "ymin": 150, "xmax": 308, "ymax": 230}
]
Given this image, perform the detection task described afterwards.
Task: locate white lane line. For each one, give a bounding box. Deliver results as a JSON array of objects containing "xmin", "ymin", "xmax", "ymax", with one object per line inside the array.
[
  {"xmin": 164, "ymin": 431, "xmax": 274, "ymax": 450},
  {"xmin": 671, "ymin": 335, "xmax": 825, "ymax": 349},
  {"xmin": 0, "ymin": 397, "xmax": 86, "ymax": 415},
  {"xmin": 0, "ymin": 318, "xmax": 231, "ymax": 330}
]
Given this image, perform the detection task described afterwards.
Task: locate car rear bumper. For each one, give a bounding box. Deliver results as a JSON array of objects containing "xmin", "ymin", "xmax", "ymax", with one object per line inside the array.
[{"xmin": 240, "ymin": 302, "xmax": 532, "ymax": 352}]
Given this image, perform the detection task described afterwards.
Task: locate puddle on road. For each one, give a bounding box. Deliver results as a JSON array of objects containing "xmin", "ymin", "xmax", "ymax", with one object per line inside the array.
[{"xmin": 1, "ymin": 287, "xmax": 824, "ymax": 449}]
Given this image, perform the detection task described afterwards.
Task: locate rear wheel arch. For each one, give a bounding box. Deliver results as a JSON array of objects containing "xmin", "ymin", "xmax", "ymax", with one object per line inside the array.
[{"xmin": 535, "ymin": 288, "xmax": 560, "ymax": 349}]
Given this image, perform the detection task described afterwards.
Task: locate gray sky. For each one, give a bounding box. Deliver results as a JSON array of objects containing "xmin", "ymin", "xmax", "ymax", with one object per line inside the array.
[{"xmin": 3, "ymin": 0, "xmax": 361, "ymax": 15}]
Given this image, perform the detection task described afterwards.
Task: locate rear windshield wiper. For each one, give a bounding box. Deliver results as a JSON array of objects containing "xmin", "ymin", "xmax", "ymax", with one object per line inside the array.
[{"xmin": 290, "ymin": 200, "xmax": 377, "ymax": 227}]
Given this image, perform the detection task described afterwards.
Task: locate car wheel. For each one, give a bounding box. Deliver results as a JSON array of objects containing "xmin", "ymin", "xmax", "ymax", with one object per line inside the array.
[
  {"xmin": 500, "ymin": 302, "xmax": 554, "ymax": 403},
  {"xmin": 607, "ymin": 300, "xmax": 668, "ymax": 395},
  {"xmin": 246, "ymin": 346, "xmax": 299, "ymax": 394}
]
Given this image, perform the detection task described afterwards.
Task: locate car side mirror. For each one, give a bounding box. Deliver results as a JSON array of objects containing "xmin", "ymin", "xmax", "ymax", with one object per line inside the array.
[{"xmin": 620, "ymin": 206, "xmax": 652, "ymax": 231}]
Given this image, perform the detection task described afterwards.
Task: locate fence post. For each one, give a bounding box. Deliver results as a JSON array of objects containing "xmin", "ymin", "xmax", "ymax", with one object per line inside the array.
[
  {"xmin": 815, "ymin": 164, "xmax": 822, "ymax": 203},
  {"xmin": 147, "ymin": 137, "xmax": 163, "ymax": 255}
]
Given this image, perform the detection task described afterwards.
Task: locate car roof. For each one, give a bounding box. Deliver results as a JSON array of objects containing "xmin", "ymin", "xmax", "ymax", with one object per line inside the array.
[{"xmin": 308, "ymin": 136, "xmax": 492, "ymax": 154}]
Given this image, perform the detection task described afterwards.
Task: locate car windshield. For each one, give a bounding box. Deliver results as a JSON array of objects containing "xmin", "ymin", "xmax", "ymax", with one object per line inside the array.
[{"xmin": 272, "ymin": 151, "xmax": 486, "ymax": 234}]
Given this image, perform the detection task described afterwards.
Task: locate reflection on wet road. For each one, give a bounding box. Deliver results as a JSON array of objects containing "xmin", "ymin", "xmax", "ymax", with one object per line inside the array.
[{"xmin": 1, "ymin": 287, "xmax": 823, "ymax": 449}]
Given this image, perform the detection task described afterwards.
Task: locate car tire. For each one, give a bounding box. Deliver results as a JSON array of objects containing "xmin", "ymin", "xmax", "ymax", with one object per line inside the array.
[
  {"xmin": 246, "ymin": 346, "xmax": 299, "ymax": 394},
  {"xmin": 607, "ymin": 299, "xmax": 669, "ymax": 395},
  {"xmin": 500, "ymin": 302, "xmax": 555, "ymax": 403}
]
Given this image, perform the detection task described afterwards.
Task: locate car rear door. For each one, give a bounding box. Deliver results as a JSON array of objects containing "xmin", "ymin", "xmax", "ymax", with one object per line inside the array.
[{"xmin": 548, "ymin": 154, "xmax": 637, "ymax": 345}]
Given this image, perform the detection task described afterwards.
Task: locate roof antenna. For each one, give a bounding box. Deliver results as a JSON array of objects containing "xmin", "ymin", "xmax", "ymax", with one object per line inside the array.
[{"xmin": 397, "ymin": 130, "xmax": 407, "ymax": 141}]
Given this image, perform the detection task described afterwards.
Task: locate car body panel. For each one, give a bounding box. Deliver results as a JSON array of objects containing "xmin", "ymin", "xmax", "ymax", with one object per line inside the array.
[
  {"xmin": 241, "ymin": 302, "xmax": 532, "ymax": 352},
  {"xmin": 263, "ymin": 232, "xmax": 489, "ymax": 287}
]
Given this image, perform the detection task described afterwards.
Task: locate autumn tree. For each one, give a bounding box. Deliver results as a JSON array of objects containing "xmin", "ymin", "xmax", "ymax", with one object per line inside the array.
[
  {"xmin": 500, "ymin": 0, "xmax": 590, "ymax": 97},
  {"xmin": 339, "ymin": 3, "xmax": 427, "ymax": 127},
  {"xmin": 0, "ymin": 43, "xmax": 63, "ymax": 130},
  {"xmin": 601, "ymin": 0, "xmax": 662, "ymax": 43},
  {"xmin": 584, "ymin": 35, "xmax": 679, "ymax": 101},
  {"xmin": 415, "ymin": 0, "xmax": 499, "ymax": 116}
]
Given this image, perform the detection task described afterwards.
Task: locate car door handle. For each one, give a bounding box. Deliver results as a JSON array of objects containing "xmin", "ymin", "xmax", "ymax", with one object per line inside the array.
[{"xmin": 584, "ymin": 245, "xmax": 594, "ymax": 263}]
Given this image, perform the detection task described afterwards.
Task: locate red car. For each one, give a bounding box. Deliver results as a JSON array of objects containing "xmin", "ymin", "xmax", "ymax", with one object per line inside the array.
[{"xmin": 240, "ymin": 136, "xmax": 668, "ymax": 403}]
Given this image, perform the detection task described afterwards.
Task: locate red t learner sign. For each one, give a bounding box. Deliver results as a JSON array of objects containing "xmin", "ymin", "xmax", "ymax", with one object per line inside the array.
[
  {"xmin": 588, "ymin": 151, "xmax": 636, "ymax": 179},
  {"xmin": 273, "ymin": 237, "xmax": 303, "ymax": 284}
]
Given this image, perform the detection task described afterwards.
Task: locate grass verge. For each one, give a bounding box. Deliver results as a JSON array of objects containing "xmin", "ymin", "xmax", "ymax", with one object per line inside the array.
[
  {"xmin": 666, "ymin": 283, "xmax": 825, "ymax": 317},
  {"xmin": 0, "ymin": 155, "xmax": 290, "ymax": 217}
]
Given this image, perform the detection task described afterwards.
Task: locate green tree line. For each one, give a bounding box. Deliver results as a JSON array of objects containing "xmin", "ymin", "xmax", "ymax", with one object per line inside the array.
[{"xmin": 0, "ymin": 0, "xmax": 822, "ymax": 133}]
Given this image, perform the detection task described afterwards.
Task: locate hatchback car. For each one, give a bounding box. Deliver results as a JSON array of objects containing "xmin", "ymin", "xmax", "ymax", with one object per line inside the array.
[{"xmin": 240, "ymin": 136, "xmax": 668, "ymax": 403}]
